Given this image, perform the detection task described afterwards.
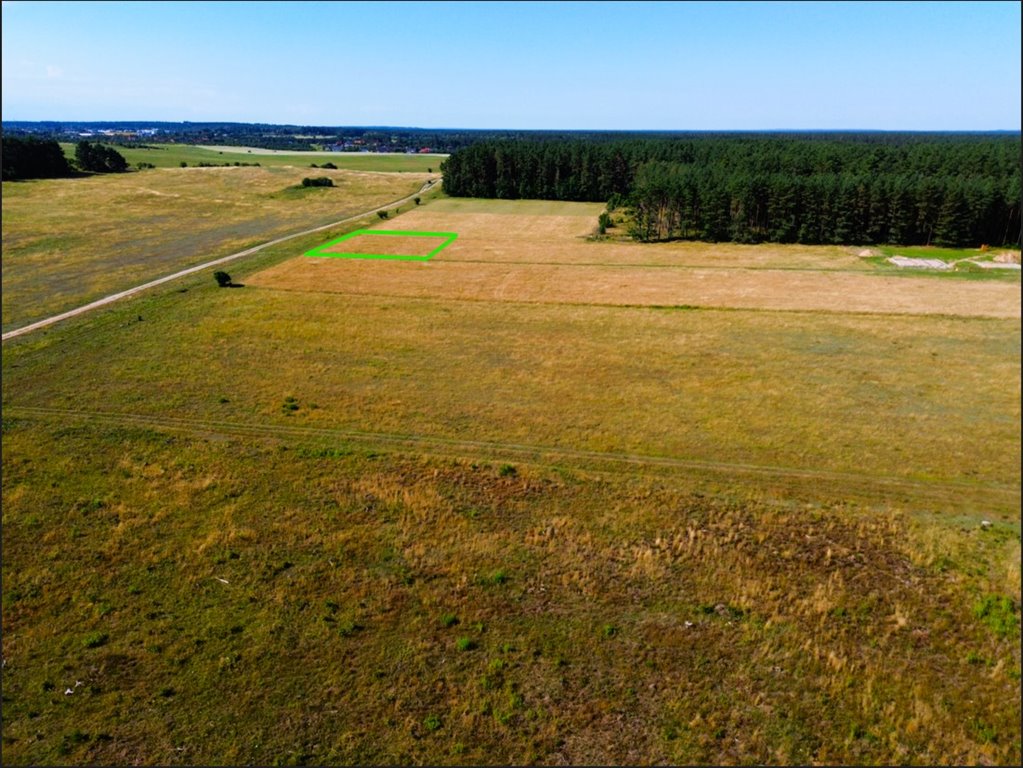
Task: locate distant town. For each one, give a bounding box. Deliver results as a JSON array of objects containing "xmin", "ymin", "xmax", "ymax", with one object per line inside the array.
[{"xmin": 14, "ymin": 120, "xmax": 1000, "ymax": 156}]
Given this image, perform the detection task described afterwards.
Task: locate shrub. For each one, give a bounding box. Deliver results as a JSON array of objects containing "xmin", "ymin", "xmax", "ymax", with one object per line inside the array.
[
  {"xmin": 973, "ymin": 595, "xmax": 1019, "ymax": 638},
  {"xmin": 414, "ymin": 196, "xmax": 421, "ymax": 205},
  {"xmin": 213, "ymin": 271, "xmax": 232, "ymax": 288},
  {"xmin": 83, "ymin": 631, "xmax": 109, "ymax": 648},
  {"xmin": 456, "ymin": 637, "xmax": 477, "ymax": 652},
  {"xmin": 377, "ymin": 210, "xmax": 389, "ymax": 219},
  {"xmin": 321, "ymin": 161, "xmax": 337, "ymax": 169},
  {"xmin": 498, "ymin": 464, "xmax": 517, "ymax": 477},
  {"xmin": 485, "ymin": 570, "xmax": 509, "ymax": 586},
  {"xmin": 301, "ymin": 176, "xmax": 333, "ymax": 187}
]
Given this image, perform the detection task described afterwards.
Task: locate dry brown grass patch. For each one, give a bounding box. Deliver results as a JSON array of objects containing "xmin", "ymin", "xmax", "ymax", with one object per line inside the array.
[{"xmin": 250, "ymin": 201, "xmax": 1021, "ymax": 318}]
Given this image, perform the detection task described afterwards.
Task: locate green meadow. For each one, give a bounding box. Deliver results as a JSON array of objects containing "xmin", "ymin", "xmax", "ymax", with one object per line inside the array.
[{"xmin": 58, "ymin": 143, "xmax": 443, "ymax": 173}]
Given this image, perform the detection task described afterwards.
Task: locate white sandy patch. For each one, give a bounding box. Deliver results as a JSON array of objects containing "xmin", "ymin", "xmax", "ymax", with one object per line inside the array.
[{"xmin": 888, "ymin": 256, "xmax": 951, "ymax": 270}]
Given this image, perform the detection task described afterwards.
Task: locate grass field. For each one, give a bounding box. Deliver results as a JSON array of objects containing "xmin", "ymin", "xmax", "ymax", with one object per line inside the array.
[
  {"xmin": 258, "ymin": 199, "xmax": 1020, "ymax": 317},
  {"xmin": 58, "ymin": 143, "xmax": 444, "ymax": 173},
  {"xmin": 1, "ymin": 167, "xmax": 434, "ymax": 332},
  {"xmin": 2, "ymin": 196, "xmax": 1020, "ymax": 764}
]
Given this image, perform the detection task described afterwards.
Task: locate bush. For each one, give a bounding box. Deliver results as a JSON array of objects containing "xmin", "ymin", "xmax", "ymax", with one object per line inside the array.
[
  {"xmin": 321, "ymin": 161, "xmax": 337, "ymax": 169},
  {"xmin": 377, "ymin": 210, "xmax": 389, "ymax": 219},
  {"xmin": 486, "ymin": 570, "xmax": 509, "ymax": 586},
  {"xmin": 213, "ymin": 271, "xmax": 232, "ymax": 287},
  {"xmin": 301, "ymin": 177, "xmax": 333, "ymax": 187},
  {"xmin": 414, "ymin": 196, "xmax": 421, "ymax": 205},
  {"xmin": 83, "ymin": 631, "xmax": 109, "ymax": 648},
  {"xmin": 973, "ymin": 595, "xmax": 1019, "ymax": 638}
]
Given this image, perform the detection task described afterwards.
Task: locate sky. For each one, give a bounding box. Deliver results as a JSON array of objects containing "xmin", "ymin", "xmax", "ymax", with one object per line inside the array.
[{"xmin": 2, "ymin": 0, "xmax": 1020, "ymax": 130}]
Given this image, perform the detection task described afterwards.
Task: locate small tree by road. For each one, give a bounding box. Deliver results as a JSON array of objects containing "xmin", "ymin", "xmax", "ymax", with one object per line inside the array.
[{"xmin": 214, "ymin": 271, "xmax": 233, "ymax": 287}]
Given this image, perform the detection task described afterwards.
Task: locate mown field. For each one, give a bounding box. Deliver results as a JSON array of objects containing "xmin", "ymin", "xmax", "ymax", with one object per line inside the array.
[
  {"xmin": 58, "ymin": 143, "xmax": 444, "ymax": 173},
  {"xmin": 1, "ymin": 166, "xmax": 434, "ymax": 332},
  {"xmin": 2, "ymin": 195, "xmax": 1020, "ymax": 765}
]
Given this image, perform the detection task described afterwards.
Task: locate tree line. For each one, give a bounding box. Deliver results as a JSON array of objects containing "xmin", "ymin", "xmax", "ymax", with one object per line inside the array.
[
  {"xmin": 2, "ymin": 136, "xmax": 130, "ymax": 180},
  {"xmin": 440, "ymin": 135, "xmax": 1021, "ymax": 247}
]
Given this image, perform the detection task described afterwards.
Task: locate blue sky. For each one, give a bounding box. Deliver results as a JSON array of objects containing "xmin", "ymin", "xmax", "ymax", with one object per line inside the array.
[{"xmin": 2, "ymin": 0, "xmax": 1020, "ymax": 129}]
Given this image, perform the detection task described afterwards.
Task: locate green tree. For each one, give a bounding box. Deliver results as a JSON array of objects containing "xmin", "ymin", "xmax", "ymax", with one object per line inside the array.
[
  {"xmin": 2, "ymin": 137, "xmax": 73, "ymax": 180},
  {"xmin": 75, "ymin": 141, "xmax": 128, "ymax": 173}
]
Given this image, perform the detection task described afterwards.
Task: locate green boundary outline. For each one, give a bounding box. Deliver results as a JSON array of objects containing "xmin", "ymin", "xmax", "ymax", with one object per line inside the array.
[{"xmin": 304, "ymin": 229, "xmax": 458, "ymax": 261}]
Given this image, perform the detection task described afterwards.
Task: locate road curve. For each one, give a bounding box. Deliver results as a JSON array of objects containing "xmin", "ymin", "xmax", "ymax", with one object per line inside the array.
[{"xmin": 2, "ymin": 178, "xmax": 441, "ymax": 342}]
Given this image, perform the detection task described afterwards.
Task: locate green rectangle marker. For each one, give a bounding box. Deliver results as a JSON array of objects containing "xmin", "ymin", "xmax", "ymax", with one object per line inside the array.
[{"xmin": 304, "ymin": 229, "xmax": 457, "ymax": 261}]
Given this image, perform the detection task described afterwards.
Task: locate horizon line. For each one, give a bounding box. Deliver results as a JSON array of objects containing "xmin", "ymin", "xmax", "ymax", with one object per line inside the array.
[{"xmin": 3, "ymin": 120, "xmax": 1021, "ymax": 134}]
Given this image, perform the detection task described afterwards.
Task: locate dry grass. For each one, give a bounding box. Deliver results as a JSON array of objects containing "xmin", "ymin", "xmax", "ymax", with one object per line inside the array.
[
  {"xmin": 1, "ymin": 419, "xmax": 1019, "ymax": 765},
  {"xmin": 1, "ymin": 167, "xmax": 429, "ymax": 331},
  {"xmin": 255, "ymin": 201, "xmax": 1021, "ymax": 318},
  {"xmin": 1, "ymin": 195, "xmax": 1019, "ymax": 764},
  {"xmin": 250, "ymin": 257, "xmax": 1020, "ymax": 317},
  {"xmin": 322, "ymin": 233, "xmax": 449, "ymax": 258},
  {"xmin": 5, "ymin": 275, "xmax": 1019, "ymax": 515}
]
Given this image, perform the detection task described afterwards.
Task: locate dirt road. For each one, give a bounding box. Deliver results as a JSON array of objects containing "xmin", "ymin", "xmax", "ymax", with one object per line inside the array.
[{"xmin": 1, "ymin": 178, "xmax": 440, "ymax": 342}]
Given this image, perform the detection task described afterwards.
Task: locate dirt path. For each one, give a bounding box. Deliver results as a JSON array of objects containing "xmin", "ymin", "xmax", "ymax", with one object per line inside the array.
[
  {"xmin": 7, "ymin": 405, "xmax": 1018, "ymax": 506},
  {"xmin": 1, "ymin": 179, "xmax": 440, "ymax": 342}
]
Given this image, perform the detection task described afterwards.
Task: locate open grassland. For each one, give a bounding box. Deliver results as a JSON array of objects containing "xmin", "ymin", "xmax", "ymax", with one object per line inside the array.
[
  {"xmin": 2, "ymin": 418, "xmax": 1019, "ymax": 765},
  {"xmin": 1, "ymin": 167, "xmax": 433, "ymax": 332},
  {"xmin": 6, "ymin": 282, "xmax": 1019, "ymax": 503},
  {"xmin": 58, "ymin": 143, "xmax": 444, "ymax": 172},
  {"xmin": 2, "ymin": 197, "xmax": 1019, "ymax": 764},
  {"xmin": 252, "ymin": 199, "xmax": 1020, "ymax": 317}
]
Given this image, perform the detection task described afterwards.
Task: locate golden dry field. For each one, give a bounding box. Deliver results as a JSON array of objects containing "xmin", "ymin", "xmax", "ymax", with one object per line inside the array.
[
  {"xmin": 322, "ymin": 233, "xmax": 449, "ymax": 258},
  {"xmin": 1, "ymin": 166, "xmax": 431, "ymax": 332},
  {"xmin": 2, "ymin": 194, "xmax": 1020, "ymax": 765},
  {"xmin": 255, "ymin": 199, "xmax": 1021, "ymax": 318}
]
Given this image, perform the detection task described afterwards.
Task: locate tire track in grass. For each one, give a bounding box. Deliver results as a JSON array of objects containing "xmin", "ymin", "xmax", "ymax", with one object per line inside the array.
[
  {"xmin": 1, "ymin": 179, "xmax": 440, "ymax": 342},
  {"xmin": 6, "ymin": 405, "xmax": 1018, "ymax": 505}
]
